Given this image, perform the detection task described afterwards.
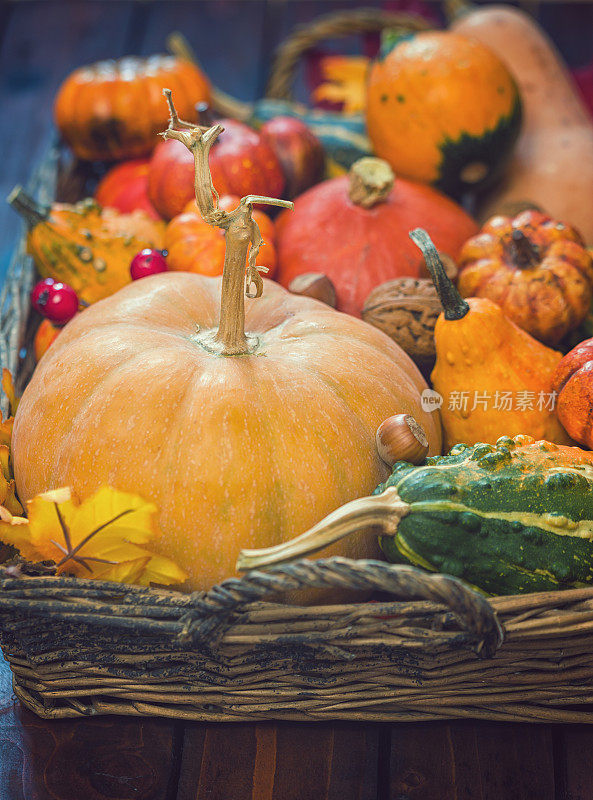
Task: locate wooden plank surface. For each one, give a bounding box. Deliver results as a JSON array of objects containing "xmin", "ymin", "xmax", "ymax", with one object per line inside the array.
[
  {"xmin": 389, "ymin": 721, "xmax": 556, "ymax": 800},
  {"xmin": 177, "ymin": 721, "xmax": 379, "ymax": 800},
  {"xmin": 0, "ymin": 658, "xmax": 181, "ymax": 800}
]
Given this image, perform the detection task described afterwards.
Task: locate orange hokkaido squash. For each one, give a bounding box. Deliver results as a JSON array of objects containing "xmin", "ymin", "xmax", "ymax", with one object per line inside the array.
[
  {"xmin": 165, "ymin": 195, "xmax": 277, "ymax": 278},
  {"xmin": 275, "ymin": 157, "xmax": 478, "ymax": 317},
  {"xmin": 11, "ymin": 107, "xmax": 441, "ymax": 595}
]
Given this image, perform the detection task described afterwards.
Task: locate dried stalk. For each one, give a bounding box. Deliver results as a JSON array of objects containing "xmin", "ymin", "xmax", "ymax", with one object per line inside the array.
[
  {"xmin": 237, "ymin": 487, "xmax": 409, "ymax": 571},
  {"xmin": 161, "ymin": 89, "xmax": 293, "ymax": 356}
]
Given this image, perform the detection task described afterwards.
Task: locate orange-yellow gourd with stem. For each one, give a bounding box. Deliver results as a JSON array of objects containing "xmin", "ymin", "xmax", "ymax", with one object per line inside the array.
[
  {"xmin": 8, "ymin": 190, "xmax": 165, "ymax": 305},
  {"xmin": 410, "ymin": 229, "xmax": 571, "ymax": 450}
]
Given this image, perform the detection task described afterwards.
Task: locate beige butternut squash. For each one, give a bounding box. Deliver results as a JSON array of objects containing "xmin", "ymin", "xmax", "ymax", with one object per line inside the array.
[{"xmin": 451, "ymin": 4, "xmax": 593, "ymax": 243}]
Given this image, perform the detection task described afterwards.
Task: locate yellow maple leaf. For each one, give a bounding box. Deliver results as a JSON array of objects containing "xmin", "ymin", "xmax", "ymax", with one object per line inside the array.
[
  {"xmin": 0, "ymin": 485, "xmax": 187, "ymax": 587},
  {"xmin": 312, "ymin": 55, "xmax": 370, "ymax": 114}
]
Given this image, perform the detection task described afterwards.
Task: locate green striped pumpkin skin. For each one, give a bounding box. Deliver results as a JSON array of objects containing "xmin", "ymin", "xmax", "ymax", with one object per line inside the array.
[{"xmin": 376, "ymin": 436, "xmax": 593, "ymax": 595}]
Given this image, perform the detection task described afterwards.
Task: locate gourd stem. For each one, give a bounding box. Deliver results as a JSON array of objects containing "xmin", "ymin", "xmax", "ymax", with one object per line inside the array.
[
  {"xmin": 208, "ymin": 87, "xmax": 255, "ymax": 123},
  {"xmin": 348, "ymin": 157, "xmax": 394, "ymax": 209},
  {"xmin": 510, "ymin": 229, "xmax": 539, "ymax": 268},
  {"xmin": 409, "ymin": 228, "xmax": 470, "ymax": 321},
  {"xmin": 160, "ymin": 89, "xmax": 293, "ymax": 356},
  {"xmin": 7, "ymin": 186, "xmax": 51, "ymax": 227},
  {"xmin": 236, "ymin": 487, "xmax": 409, "ymax": 571},
  {"xmin": 166, "ymin": 32, "xmax": 254, "ymax": 122}
]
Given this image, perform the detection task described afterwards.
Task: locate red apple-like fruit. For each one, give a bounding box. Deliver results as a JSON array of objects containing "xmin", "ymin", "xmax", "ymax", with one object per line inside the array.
[
  {"xmin": 260, "ymin": 116, "xmax": 325, "ymax": 198},
  {"xmin": 130, "ymin": 249, "xmax": 168, "ymax": 280},
  {"xmin": 148, "ymin": 119, "xmax": 286, "ymax": 220}
]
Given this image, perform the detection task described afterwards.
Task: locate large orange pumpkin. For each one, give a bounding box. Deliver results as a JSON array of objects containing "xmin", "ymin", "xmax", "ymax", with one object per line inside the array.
[
  {"xmin": 165, "ymin": 195, "xmax": 277, "ymax": 278},
  {"xmin": 12, "ymin": 117, "xmax": 441, "ymax": 594},
  {"xmin": 275, "ymin": 157, "xmax": 478, "ymax": 317},
  {"xmin": 54, "ymin": 56, "xmax": 210, "ymax": 161},
  {"xmin": 12, "ymin": 274, "xmax": 441, "ymax": 592}
]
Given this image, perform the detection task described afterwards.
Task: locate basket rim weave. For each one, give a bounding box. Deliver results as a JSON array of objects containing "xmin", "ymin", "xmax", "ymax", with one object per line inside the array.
[{"xmin": 0, "ymin": 557, "xmax": 505, "ymax": 657}]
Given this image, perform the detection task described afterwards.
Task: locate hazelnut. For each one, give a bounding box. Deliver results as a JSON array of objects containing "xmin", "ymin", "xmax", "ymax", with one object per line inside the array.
[
  {"xmin": 376, "ymin": 414, "xmax": 429, "ymax": 467},
  {"xmin": 288, "ymin": 273, "xmax": 337, "ymax": 307}
]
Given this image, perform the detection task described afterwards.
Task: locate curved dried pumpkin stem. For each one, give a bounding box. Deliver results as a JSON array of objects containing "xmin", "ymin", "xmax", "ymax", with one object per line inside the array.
[
  {"xmin": 161, "ymin": 89, "xmax": 293, "ymax": 355},
  {"xmin": 236, "ymin": 486, "xmax": 409, "ymax": 572}
]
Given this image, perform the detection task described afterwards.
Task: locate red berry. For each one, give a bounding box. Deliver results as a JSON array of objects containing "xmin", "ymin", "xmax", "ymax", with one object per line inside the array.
[
  {"xmin": 31, "ymin": 277, "xmax": 55, "ymax": 310},
  {"xmin": 130, "ymin": 248, "xmax": 168, "ymax": 280},
  {"xmin": 31, "ymin": 278, "xmax": 79, "ymax": 324}
]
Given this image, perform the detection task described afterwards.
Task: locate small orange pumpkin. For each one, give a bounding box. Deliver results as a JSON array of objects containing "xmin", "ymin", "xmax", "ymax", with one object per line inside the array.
[
  {"xmin": 54, "ymin": 56, "xmax": 210, "ymax": 161},
  {"xmin": 458, "ymin": 210, "xmax": 593, "ymax": 344},
  {"xmin": 165, "ymin": 195, "xmax": 277, "ymax": 278}
]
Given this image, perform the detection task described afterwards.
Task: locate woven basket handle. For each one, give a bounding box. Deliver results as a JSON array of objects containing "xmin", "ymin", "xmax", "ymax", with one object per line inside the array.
[
  {"xmin": 181, "ymin": 557, "xmax": 503, "ymax": 658},
  {"xmin": 265, "ymin": 7, "xmax": 432, "ymax": 101}
]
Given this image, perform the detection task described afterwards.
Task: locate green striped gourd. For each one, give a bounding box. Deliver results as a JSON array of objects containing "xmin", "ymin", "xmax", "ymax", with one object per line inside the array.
[{"xmin": 238, "ymin": 435, "xmax": 593, "ymax": 596}]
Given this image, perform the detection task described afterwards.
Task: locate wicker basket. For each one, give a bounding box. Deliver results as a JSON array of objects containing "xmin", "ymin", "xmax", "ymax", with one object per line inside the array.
[{"xmin": 4, "ymin": 14, "xmax": 593, "ymax": 726}]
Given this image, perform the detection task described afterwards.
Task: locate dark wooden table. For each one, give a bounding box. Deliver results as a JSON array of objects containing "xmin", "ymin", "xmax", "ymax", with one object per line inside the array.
[{"xmin": 2, "ymin": 1, "xmax": 593, "ymax": 797}]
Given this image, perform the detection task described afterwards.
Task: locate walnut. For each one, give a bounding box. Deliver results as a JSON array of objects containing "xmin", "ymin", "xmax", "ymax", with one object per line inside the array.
[{"xmin": 362, "ymin": 278, "xmax": 442, "ymax": 374}]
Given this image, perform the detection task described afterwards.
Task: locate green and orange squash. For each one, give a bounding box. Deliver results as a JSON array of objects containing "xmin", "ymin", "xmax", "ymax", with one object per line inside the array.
[
  {"xmin": 8, "ymin": 188, "xmax": 165, "ymax": 305},
  {"xmin": 238, "ymin": 434, "xmax": 593, "ymax": 596},
  {"xmin": 366, "ymin": 31, "xmax": 522, "ymax": 198}
]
